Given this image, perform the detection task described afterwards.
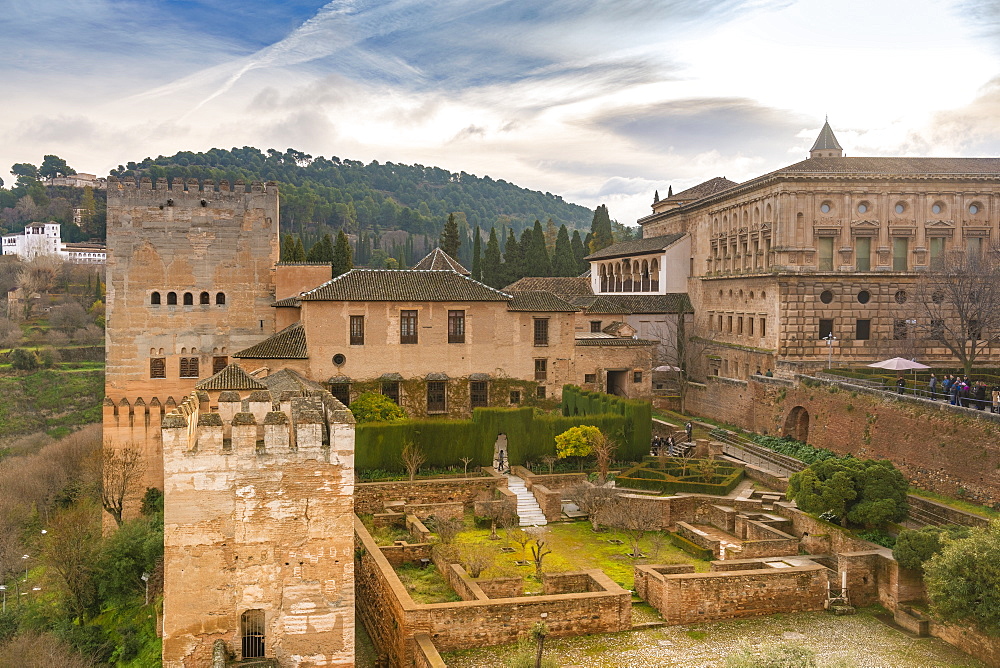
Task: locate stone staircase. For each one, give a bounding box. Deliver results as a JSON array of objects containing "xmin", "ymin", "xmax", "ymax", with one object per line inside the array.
[{"xmin": 505, "ymin": 474, "xmax": 547, "ymax": 526}]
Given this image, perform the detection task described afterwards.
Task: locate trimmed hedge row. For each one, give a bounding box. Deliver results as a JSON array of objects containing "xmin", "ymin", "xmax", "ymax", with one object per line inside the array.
[
  {"xmin": 616, "ymin": 459, "xmax": 744, "ymax": 496},
  {"xmin": 561, "ymin": 385, "xmax": 651, "ymax": 461}
]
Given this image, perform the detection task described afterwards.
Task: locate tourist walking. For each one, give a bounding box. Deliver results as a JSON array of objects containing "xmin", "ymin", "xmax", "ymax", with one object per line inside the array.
[
  {"xmin": 975, "ymin": 381, "xmax": 988, "ymax": 410},
  {"xmin": 685, "ymin": 421, "xmax": 693, "ymax": 442},
  {"xmin": 928, "ymin": 374, "xmax": 937, "ymax": 400},
  {"xmin": 896, "ymin": 377, "xmax": 906, "ymax": 395}
]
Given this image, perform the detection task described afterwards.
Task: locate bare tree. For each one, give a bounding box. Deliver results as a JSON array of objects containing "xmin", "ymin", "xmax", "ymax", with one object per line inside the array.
[
  {"xmin": 479, "ymin": 497, "xmax": 516, "ymax": 540},
  {"xmin": 0, "ymin": 631, "xmax": 97, "ymax": 668},
  {"xmin": 541, "ymin": 454, "xmax": 557, "ymax": 475},
  {"xmin": 428, "ymin": 515, "xmax": 463, "ymax": 545},
  {"xmin": 650, "ymin": 314, "xmax": 718, "ymax": 412},
  {"xmin": 908, "ymin": 249, "xmax": 1000, "ymax": 376},
  {"xmin": 590, "ymin": 431, "xmax": 617, "ymax": 484},
  {"xmin": 400, "ymin": 440, "xmax": 427, "ymax": 481},
  {"xmin": 508, "ymin": 527, "xmax": 532, "ymax": 558},
  {"xmin": 568, "ymin": 483, "xmax": 618, "ymax": 531},
  {"xmin": 604, "ymin": 496, "xmax": 662, "ymax": 558},
  {"xmin": 459, "ymin": 456, "xmax": 473, "ymax": 476},
  {"xmin": 460, "ymin": 542, "xmax": 497, "ymax": 578},
  {"xmin": 101, "ymin": 442, "xmax": 146, "ymax": 527},
  {"xmin": 529, "ymin": 536, "xmax": 552, "ymax": 580}
]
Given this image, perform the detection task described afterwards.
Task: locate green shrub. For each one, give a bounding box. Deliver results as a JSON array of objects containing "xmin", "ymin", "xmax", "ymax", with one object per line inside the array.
[
  {"xmin": 9, "ymin": 347, "xmax": 39, "ymax": 370},
  {"xmin": 788, "ymin": 458, "xmax": 908, "ymax": 529},
  {"xmin": 924, "ymin": 520, "xmax": 1000, "ymax": 633},
  {"xmin": 349, "ymin": 391, "xmax": 407, "ymax": 423},
  {"xmin": 894, "ymin": 525, "xmax": 971, "ymax": 571}
]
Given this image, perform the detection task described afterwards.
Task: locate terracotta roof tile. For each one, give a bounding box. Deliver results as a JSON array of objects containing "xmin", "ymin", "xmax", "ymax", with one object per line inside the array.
[
  {"xmin": 507, "ymin": 291, "xmax": 578, "ymax": 312},
  {"xmin": 411, "ymin": 248, "xmax": 470, "ymax": 274},
  {"xmin": 195, "ymin": 363, "xmax": 268, "ymax": 391},
  {"xmin": 666, "ymin": 177, "xmax": 739, "ymax": 201},
  {"xmin": 234, "ymin": 322, "xmax": 308, "ymax": 359},
  {"xmin": 300, "ymin": 269, "xmax": 510, "ymax": 302},
  {"xmin": 574, "ymin": 337, "xmax": 656, "ymax": 347},
  {"xmin": 585, "ymin": 233, "xmax": 686, "ymax": 260},
  {"xmin": 502, "ymin": 276, "xmax": 593, "ymax": 295}
]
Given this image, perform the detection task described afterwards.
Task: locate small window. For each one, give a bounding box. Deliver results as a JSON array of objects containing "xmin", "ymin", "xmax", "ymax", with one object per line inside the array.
[
  {"xmin": 819, "ymin": 319, "xmax": 834, "ymax": 340},
  {"xmin": 857, "ymin": 290, "xmax": 871, "ymax": 304},
  {"xmin": 150, "ymin": 292, "xmax": 161, "ymax": 305},
  {"xmin": 748, "ymin": 318, "xmax": 754, "ymax": 337},
  {"xmin": 179, "ymin": 356, "xmax": 199, "ymax": 378},
  {"xmin": 350, "ymin": 315, "xmax": 365, "ymax": 345},
  {"xmin": 330, "ymin": 383, "xmax": 350, "ymax": 406},
  {"xmin": 584, "ymin": 373, "xmax": 597, "ymax": 383},
  {"xmin": 967, "ymin": 236, "xmax": 983, "ymax": 258},
  {"xmin": 893, "ymin": 319, "xmax": 908, "ymax": 340},
  {"xmin": 470, "ymin": 381, "xmax": 488, "ymax": 408},
  {"xmin": 633, "ymin": 371, "xmax": 643, "ymax": 383},
  {"xmin": 167, "ymin": 291, "xmax": 177, "ymax": 305},
  {"xmin": 717, "ymin": 315, "xmax": 723, "ymax": 331},
  {"xmin": 536, "ymin": 386, "xmax": 547, "ymax": 399},
  {"xmin": 737, "ymin": 317, "xmax": 743, "ymax": 335},
  {"xmin": 590, "ymin": 321, "xmax": 602, "ymax": 333},
  {"xmin": 894, "ymin": 290, "xmax": 907, "ymax": 304},
  {"xmin": 241, "ymin": 609, "xmax": 265, "ymax": 660},
  {"xmin": 857, "ymin": 202, "xmax": 868, "ymax": 214},
  {"xmin": 855, "ymin": 319, "xmax": 871, "ymax": 341},
  {"xmin": 382, "ymin": 381, "xmax": 399, "ymax": 404},
  {"xmin": 534, "ymin": 358, "xmax": 547, "ymax": 381},
  {"xmin": 448, "ymin": 310, "xmax": 466, "ymax": 344},
  {"xmin": 212, "ymin": 356, "xmax": 228, "ymax": 374},
  {"xmin": 200, "ymin": 291, "xmax": 210, "ymax": 305},
  {"xmin": 760, "ymin": 317, "xmax": 766, "ymax": 338},
  {"xmin": 533, "ymin": 318, "xmax": 549, "ymax": 346},
  {"xmin": 820, "ymin": 202, "xmax": 831, "ymax": 214},
  {"xmin": 727, "ymin": 315, "xmax": 733, "ymax": 333},
  {"xmin": 216, "ymin": 292, "xmax": 226, "ymax": 305},
  {"xmin": 427, "ymin": 381, "xmax": 446, "ymax": 413},
  {"xmin": 183, "ymin": 292, "xmax": 193, "ymax": 306},
  {"xmin": 895, "ymin": 203, "xmax": 906, "ymax": 214},
  {"xmin": 969, "ymin": 203, "xmax": 980, "ymax": 215},
  {"xmin": 932, "ymin": 203, "xmax": 943, "ymax": 215},
  {"xmin": 400, "ymin": 310, "xmax": 418, "ymax": 344},
  {"xmin": 150, "ymin": 358, "xmax": 166, "ymax": 379},
  {"xmin": 509, "ymin": 390, "xmax": 521, "ymax": 405}
]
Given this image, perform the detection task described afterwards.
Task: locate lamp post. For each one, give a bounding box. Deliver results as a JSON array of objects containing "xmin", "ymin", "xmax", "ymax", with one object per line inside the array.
[
  {"xmin": 21, "ymin": 554, "xmax": 29, "ymax": 582},
  {"xmin": 141, "ymin": 573, "xmax": 150, "ymax": 606},
  {"xmin": 823, "ymin": 333, "xmax": 837, "ymax": 369}
]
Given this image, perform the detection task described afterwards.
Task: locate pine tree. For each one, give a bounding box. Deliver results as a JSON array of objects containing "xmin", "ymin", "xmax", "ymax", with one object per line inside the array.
[
  {"xmin": 588, "ymin": 204, "xmax": 614, "ymax": 254},
  {"xmin": 471, "ymin": 227, "xmax": 483, "ymax": 281},
  {"xmin": 524, "ymin": 220, "xmax": 552, "ymax": 277},
  {"xmin": 571, "ymin": 230, "xmax": 587, "ymax": 274},
  {"xmin": 483, "ymin": 227, "xmax": 502, "ymax": 288},
  {"xmin": 332, "ymin": 230, "xmax": 353, "ymax": 277},
  {"xmin": 503, "ymin": 228, "xmax": 522, "ymax": 286},
  {"xmin": 292, "ymin": 236, "xmax": 307, "ymax": 262},
  {"xmin": 440, "ymin": 213, "xmax": 461, "ymax": 259},
  {"xmin": 552, "ymin": 224, "xmax": 577, "ymax": 277}
]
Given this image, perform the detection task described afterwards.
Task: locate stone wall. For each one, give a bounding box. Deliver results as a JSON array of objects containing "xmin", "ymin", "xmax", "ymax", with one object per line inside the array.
[
  {"xmin": 686, "ymin": 374, "xmax": 1000, "ymax": 505},
  {"xmin": 354, "ymin": 470, "xmax": 507, "ymax": 514},
  {"xmin": 411, "ymin": 635, "xmax": 447, "ymax": 668},
  {"xmin": 379, "ymin": 543, "xmax": 433, "ymax": 568},
  {"xmin": 929, "ymin": 621, "xmax": 1000, "ymax": 668}
]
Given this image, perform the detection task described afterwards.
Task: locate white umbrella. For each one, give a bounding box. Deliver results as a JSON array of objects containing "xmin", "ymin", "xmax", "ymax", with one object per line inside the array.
[
  {"xmin": 654, "ymin": 365, "xmax": 682, "ymax": 372},
  {"xmin": 867, "ymin": 357, "xmax": 930, "ymax": 371}
]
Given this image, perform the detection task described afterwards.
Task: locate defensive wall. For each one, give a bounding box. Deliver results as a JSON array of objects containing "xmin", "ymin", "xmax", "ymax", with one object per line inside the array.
[{"xmin": 685, "ymin": 374, "xmax": 1000, "ymax": 505}]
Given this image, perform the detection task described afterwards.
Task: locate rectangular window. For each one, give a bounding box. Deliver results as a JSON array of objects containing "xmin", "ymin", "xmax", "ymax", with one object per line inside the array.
[
  {"xmin": 892, "ymin": 237, "xmax": 909, "ymax": 271},
  {"xmin": 737, "ymin": 317, "xmax": 744, "ymax": 335},
  {"xmin": 584, "ymin": 373, "xmax": 597, "ymax": 383},
  {"xmin": 748, "ymin": 317, "xmax": 755, "ymax": 337},
  {"xmin": 448, "ymin": 310, "xmax": 466, "ymax": 343},
  {"xmin": 534, "ymin": 358, "xmax": 547, "ymax": 381},
  {"xmin": 819, "ymin": 319, "xmax": 834, "ymax": 340},
  {"xmin": 929, "ymin": 237, "xmax": 945, "ymax": 269},
  {"xmin": 330, "ymin": 383, "xmax": 350, "ymax": 406},
  {"xmin": 855, "ymin": 237, "xmax": 871, "ymax": 271},
  {"xmin": 427, "ymin": 381, "xmax": 446, "ymax": 412},
  {"xmin": 400, "ymin": 310, "xmax": 418, "ymax": 344},
  {"xmin": 470, "ymin": 381, "xmax": 488, "ymax": 408},
  {"xmin": 212, "ymin": 356, "xmax": 228, "ymax": 375},
  {"xmin": 533, "ymin": 318, "xmax": 549, "ymax": 346},
  {"xmin": 727, "ymin": 316, "xmax": 733, "ymax": 333},
  {"xmin": 855, "ymin": 319, "xmax": 870, "ymax": 341},
  {"xmin": 718, "ymin": 315, "xmax": 723, "ymax": 331},
  {"xmin": 179, "ymin": 356, "xmax": 199, "ymax": 378},
  {"xmin": 633, "ymin": 370, "xmax": 643, "ymax": 383},
  {"xmin": 590, "ymin": 321, "xmax": 602, "ymax": 333},
  {"xmin": 381, "ymin": 381, "xmax": 400, "ymax": 404},
  {"xmin": 893, "ymin": 319, "xmax": 908, "ymax": 340},
  {"xmin": 536, "ymin": 386, "xmax": 547, "ymax": 399},
  {"xmin": 760, "ymin": 317, "xmax": 766, "ymax": 338},
  {"xmin": 150, "ymin": 358, "xmax": 166, "ymax": 379},
  {"xmin": 818, "ymin": 237, "xmax": 834, "ymax": 271},
  {"xmin": 350, "ymin": 315, "xmax": 365, "ymax": 345},
  {"xmin": 967, "ymin": 236, "xmax": 983, "ymax": 258},
  {"xmin": 509, "ymin": 390, "xmax": 521, "ymax": 405}
]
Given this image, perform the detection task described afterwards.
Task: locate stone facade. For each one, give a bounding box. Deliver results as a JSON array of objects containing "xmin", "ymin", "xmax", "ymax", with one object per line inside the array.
[{"xmin": 161, "ymin": 389, "xmax": 355, "ymax": 667}]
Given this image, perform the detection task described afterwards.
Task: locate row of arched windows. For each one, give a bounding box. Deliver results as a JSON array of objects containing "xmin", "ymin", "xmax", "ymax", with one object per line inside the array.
[
  {"xmin": 598, "ymin": 258, "xmax": 659, "ymax": 293},
  {"xmin": 150, "ymin": 291, "xmax": 226, "ymax": 306}
]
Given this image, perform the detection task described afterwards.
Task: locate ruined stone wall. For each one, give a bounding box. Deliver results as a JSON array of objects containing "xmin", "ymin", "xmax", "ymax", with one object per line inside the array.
[
  {"xmin": 161, "ymin": 391, "xmax": 355, "ymax": 668},
  {"xmin": 354, "ymin": 472, "xmax": 507, "ymax": 515}
]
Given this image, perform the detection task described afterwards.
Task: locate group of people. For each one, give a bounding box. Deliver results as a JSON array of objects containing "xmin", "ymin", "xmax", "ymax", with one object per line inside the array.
[
  {"xmin": 650, "ymin": 422, "xmax": 694, "ymax": 456},
  {"xmin": 926, "ymin": 374, "xmax": 1000, "ymax": 411}
]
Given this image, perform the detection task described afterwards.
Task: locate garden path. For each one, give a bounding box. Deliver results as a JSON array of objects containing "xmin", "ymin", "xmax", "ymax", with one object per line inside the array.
[{"xmin": 505, "ymin": 473, "xmax": 548, "ymax": 526}]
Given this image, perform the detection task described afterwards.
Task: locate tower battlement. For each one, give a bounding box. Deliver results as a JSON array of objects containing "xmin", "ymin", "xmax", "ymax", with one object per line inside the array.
[{"xmin": 108, "ymin": 174, "xmax": 279, "ymax": 196}]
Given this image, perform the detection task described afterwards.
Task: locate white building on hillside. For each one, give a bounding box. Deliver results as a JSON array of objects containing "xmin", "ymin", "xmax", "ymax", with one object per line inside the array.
[{"xmin": 2, "ymin": 222, "xmax": 106, "ymax": 264}]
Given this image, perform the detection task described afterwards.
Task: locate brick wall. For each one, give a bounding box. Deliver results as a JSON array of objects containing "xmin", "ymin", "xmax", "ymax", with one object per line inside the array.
[
  {"xmin": 379, "ymin": 543, "xmax": 433, "ymax": 568},
  {"xmin": 532, "ymin": 484, "xmax": 563, "ymax": 522},
  {"xmin": 355, "ymin": 473, "xmax": 506, "ymax": 514},
  {"xmin": 404, "ymin": 502, "xmax": 464, "ymax": 521},
  {"xmin": 411, "ymin": 635, "xmax": 447, "ymax": 668}
]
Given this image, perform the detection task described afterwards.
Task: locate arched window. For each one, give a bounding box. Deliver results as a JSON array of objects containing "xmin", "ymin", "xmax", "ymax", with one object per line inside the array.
[
  {"xmin": 167, "ymin": 292, "xmax": 177, "ymax": 305},
  {"xmin": 199, "ymin": 291, "xmax": 210, "ymax": 305},
  {"xmin": 183, "ymin": 292, "xmax": 193, "ymax": 306},
  {"xmin": 241, "ymin": 609, "xmax": 265, "ymax": 659},
  {"xmin": 216, "ymin": 292, "xmax": 226, "ymax": 305},
  {"xmin": 650, "ymin": 260, "xmax": 659, "ymax": 292},
  {"xmin": 150, "ymin": 292, "xmax": 161, "ymax": 305},
  {"xmin": 600, "ymin": 265, "xmax": 608, "ymax": 293},
  {"xmin": 641, "ymin": 261, "xmax": 650, "ymax": 292}
]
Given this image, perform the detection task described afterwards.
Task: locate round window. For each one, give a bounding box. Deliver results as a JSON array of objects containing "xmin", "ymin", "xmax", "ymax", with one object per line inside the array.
[
  {"xmin": 895, "ymin": 203, "xmax": 905, "ymax": 214},
  {"xmin": 970, "ymin": 203, "xmax": 980, "ymax": 215},
  {"xmin": 857, "ymin": 203, "xmax": 868, "ymax": 214},
  {"xmin": 821, "ymin": 203, "xmax": 831, "ymax": 214},
  {"xmin": 820, "ymin": 290, "xmax": 834, "ymax": 304},
  {"xmin": 332, "ymin": 353, "xmax": 346, "ymax": 366},
  {"xmin": 932, "ymin": 204, "xmax": 942, "ymax": 215},
  {"xmin": 857, "ymin": 290, "xmax": 871, "ymax": 304},
  {"xmin": 894, "ymin": 290, "xmax": 907, "ymax": 304}
]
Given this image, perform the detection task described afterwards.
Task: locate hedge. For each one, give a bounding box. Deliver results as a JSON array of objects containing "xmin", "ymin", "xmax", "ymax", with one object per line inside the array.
[
  {"xmin": 616, "ymin": 459, "xmax": 744, "ymax": 496},
  {"xmin": 355, "ymin": 386, "xmax": 653, "ymax": 472}
]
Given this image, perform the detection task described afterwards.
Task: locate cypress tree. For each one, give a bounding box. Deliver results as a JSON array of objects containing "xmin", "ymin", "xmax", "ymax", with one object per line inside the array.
[
  {"xmin": 292, "ymin": 236, "xmax": 307, "ymax": 262},
  {"xmin": 471, "ymin": 227, "xmax": 483, "ymax": 281},
  {"xmin": 332, "ymin": 230, "xmax": 353, "ymax": 277},
  {"xmin": 552, "ymin": 224, "xmax": 577, "ymax": 276},
  {"xmin": 280, "ymin": 234, "xmax": 295, "ymax": 261},
  {"xmin": 523, "ymin": 220, "xmax": 552, "ymax": 277},
  {"xmin": 503, "ymin": 228, "xmax": 522, "ymax": 286},
  {"xmin": 483, "ymin": 227, "xmax": 502, "ymax": 288},
  {"xmin": 440, "ymin": 213, "xmax": 461, "ymax": 259},
  {"xmin": 571, "ymin": 230, "xmax": 587, "ymax": 274},
  {"xmin": 588, "ymin": 204, "xmax": 614, "ymax": 255}
]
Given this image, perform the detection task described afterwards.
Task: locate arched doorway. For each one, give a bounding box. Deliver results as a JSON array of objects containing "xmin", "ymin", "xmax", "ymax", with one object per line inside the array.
[{"xmin": 783, "ymin": 406, "xmax": 809, "ymax": 443}]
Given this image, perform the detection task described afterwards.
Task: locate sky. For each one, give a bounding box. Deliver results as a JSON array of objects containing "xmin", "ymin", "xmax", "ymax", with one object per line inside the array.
[{"xmin": 3, "ymin": 0, "xmax": 1000, "ymax": 227}]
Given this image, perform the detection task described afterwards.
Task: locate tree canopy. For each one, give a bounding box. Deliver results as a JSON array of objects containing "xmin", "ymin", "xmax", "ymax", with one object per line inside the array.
[
  {"xmin": 924, "ymin": 520, "xmax": 1000, "ymax": 633},
  {"xmin": 349, "ymin": 392, "xmax": 407, "ymax": 423},
  {"xmin": 555, "ymin": 425, "xmax": 603, "ymax": 458},
  {"xmin": 787, "ymin": 457, "xmax": 908, "ymax": 528}
]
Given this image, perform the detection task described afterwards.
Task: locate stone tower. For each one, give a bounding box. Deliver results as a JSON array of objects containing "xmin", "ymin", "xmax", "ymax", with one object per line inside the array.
[
  {"xmin": 104, "ymin": 176, "xmax": 279, "ymax": 497},
  {"xmin": 809, "ymin": 118, "xmax": 843, "ymax": 158},
  {"xmin": 160, "ymin": 387, "xmax": 355, "ymax": 667}
]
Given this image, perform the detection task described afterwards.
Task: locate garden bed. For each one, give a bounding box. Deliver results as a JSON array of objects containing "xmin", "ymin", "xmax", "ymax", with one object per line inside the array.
[{"xmin": 617, "ymin": 459, "xmax": 744, "ymax": 496}]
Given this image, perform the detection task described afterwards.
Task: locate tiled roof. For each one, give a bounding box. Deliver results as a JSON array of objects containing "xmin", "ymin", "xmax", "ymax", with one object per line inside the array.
[
  {"xmin": 666, "ymin": 177, "xmax": 738, "ymax": 201},
  {"xmin": 195, "ymin": 363, "xmax": 268, "ymax": 391},
  {"xmin": 411, "ymin": 248, "xmax": 470, "ymax": 275},
  {"xmin": 778, "ymin": 156, "xmax": 1000, "ymax": 175},
  {"xmin": 574, "ymin": 337, "xmax": 656, "ymax": 347},
  {"xmin": 502, "ymin": 276, "xmax": 593, "ymax": 295},
  {"xmin": 260, "ymin": 368, "xmax": 326, "ymax": 395},
  {"xmin": 234, "ymin": 322, "xmax": 308, "ymax": 359},
  {"xmin": 602, "ymin": 321, "xmax": 634, "ymax": 336},
  {"xmin": 300, "ymin": 269, "xmax": 511, "ymax": 302},
  {"xmin": 273, "ymin": 296, "xmax": 300, "ymax": 307},
  {"xmin": 605, "ymin": 294, "xmax": 693, "ymax": 314},
  {"xmin": 583, "ymin": 296, "xmax": 632, "ymax": 314},
  {"xmin": 810, "ymin": 120, "xmax": 843, "ymax": 151},
  {"xmin": 585, "ymin": 233, "xmax": 685, "ymax": 261},
  {"xmin": 507, "ymin": 291, "xmax": 578, "ymax": 312}
]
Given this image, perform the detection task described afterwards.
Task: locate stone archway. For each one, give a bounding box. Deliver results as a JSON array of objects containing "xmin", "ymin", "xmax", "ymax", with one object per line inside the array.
[{"xmin": 783, "ymin": 406, "xmax": 810, "ymax": 443}]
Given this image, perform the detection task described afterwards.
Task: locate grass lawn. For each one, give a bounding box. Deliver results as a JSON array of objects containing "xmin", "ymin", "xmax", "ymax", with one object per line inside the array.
[{"xmin": 395, "ymin": 562, "xmax": 462, "ymax": 604}]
